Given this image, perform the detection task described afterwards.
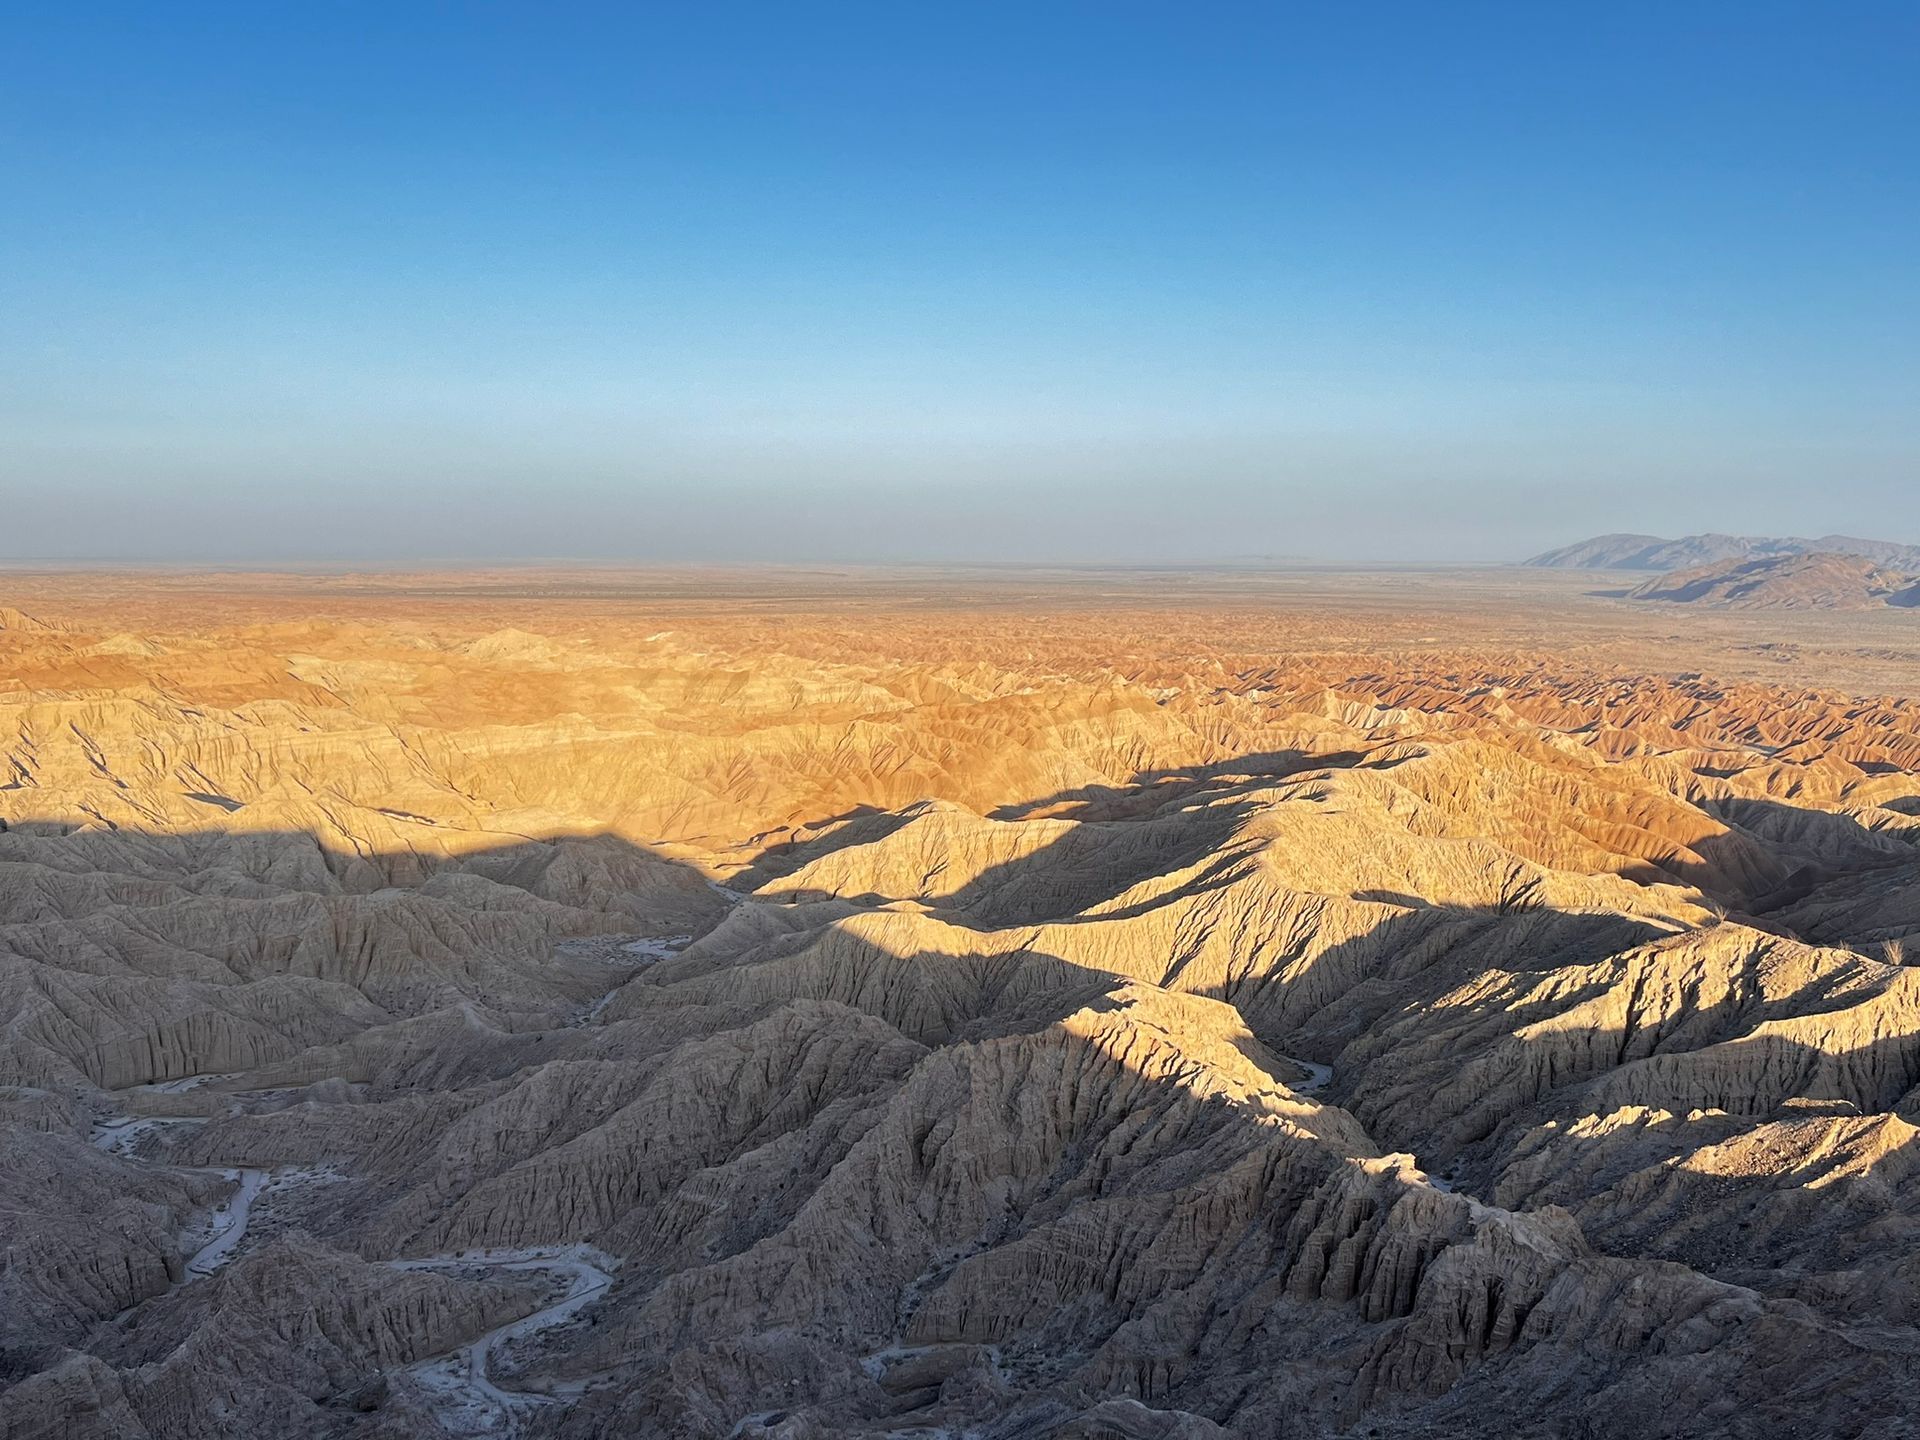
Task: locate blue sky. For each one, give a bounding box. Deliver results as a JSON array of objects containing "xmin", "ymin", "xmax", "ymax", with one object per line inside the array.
[{"xmin": 3, "ymin": 2, "xmax": 1916, "ymax": 562}]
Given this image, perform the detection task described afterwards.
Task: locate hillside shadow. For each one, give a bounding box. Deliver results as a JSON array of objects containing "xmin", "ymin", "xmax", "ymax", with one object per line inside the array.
[
  {"xmin": 1705, "ymin": 793, "xmax": 1916, "ymax": 872},
  {"xmin": 724, "ymin": 804, "xmax": 921, "ymax": 892},
  {"xmin": 11, "ymin": 807, "xmax": 1920, "ymax": 1435},
  {"xmin": 575, "ymin": 910, "xmax": 1920, "ymax": 1437},
  {"xmin": 725, "ymin": 747, "xmax": 1371, "ymax": 926},
  {"xmin": 758, "ymin": 797, "xmax": 1269, "ymax": 929},
  {"xmin": 986, "ymin": 747, "xmax": 1368, "ymax": 822},
  {"xmin": 673, "ymin": 744, "xmax": 1920, "ymax": 1221},
  {"xmin": 1318, "ymin": 913, "xmax": 1920, "ymax": 1147},
  {"xmin": 0, "ymin": 816, "xmax": 727, "ymax": 1092},
  {"xmin": 1214, "ymin": 897, "xmax": 1677, "ymax": 1058}
]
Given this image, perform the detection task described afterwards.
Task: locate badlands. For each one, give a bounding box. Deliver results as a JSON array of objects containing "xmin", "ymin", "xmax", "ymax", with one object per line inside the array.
[{"xmin": 3, "ymin": 564, "xmax": 1920, "ymax": 1439}]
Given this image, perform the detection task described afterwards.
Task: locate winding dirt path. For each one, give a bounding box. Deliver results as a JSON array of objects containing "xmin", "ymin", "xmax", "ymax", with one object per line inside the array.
[
  {"xmin": 1280, "ymin": 1054, "xmax": 1334, "ymax": 1094},
  {"xmin": 392, "ymin": 1246, "xmax": 617, "ymax": 1436},
  {"xmin": 89, "ymin": 1111, "xmax": 283, "ymax": 1284}
]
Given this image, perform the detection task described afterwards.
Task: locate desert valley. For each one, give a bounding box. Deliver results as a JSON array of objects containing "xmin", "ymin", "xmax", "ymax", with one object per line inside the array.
[{"xmin": 2, "ymin": 558, "xmax": 1919, "ymax": 1438}]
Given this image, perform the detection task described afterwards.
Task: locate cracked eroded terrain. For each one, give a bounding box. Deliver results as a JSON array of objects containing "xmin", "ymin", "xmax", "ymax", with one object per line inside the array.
[{"xmin": 4, "ymin": 569, "xmax": 1920, "ymax": 1438}]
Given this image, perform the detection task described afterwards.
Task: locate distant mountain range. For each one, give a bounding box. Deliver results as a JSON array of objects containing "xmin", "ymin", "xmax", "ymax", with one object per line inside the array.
[
  {"xmin": 1524, "ymin": 532, "xmax": 1920, "ymax": 572},
  {"xmin": 1624, "ymin": 551, "xmax": 1920, "ymax": 611}
]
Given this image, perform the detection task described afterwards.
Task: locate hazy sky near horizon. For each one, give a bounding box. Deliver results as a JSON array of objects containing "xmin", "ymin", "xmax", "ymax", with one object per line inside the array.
[{"xmin": 4, "ymin": 2, "xmax": 1918, "ymax": 564}]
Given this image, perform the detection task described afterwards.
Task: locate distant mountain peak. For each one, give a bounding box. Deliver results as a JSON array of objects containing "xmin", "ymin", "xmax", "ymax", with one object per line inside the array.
[
  {"xmin": 1625, "ymin": 550, "xmax": 1920, "ymax": 610},
  {"xmin": 1525, "ymin": 531, "xmax": 1920, "ymax": 572}
]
